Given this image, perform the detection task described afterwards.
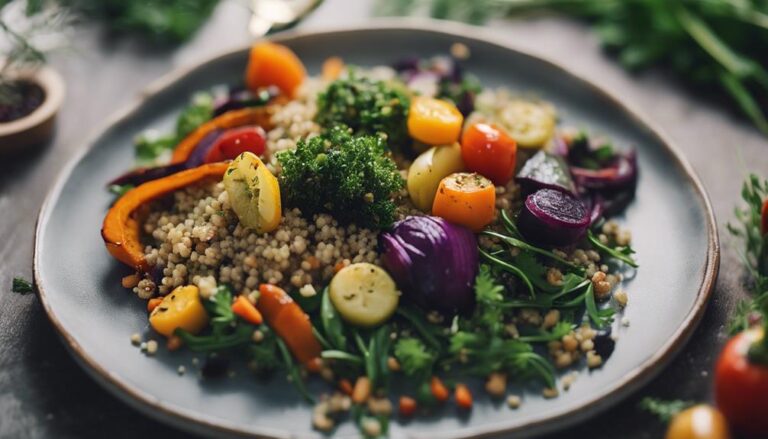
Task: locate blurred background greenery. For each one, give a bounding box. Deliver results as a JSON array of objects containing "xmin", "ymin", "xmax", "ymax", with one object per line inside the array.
[{"xmin": 1, "ymin": 0, "xmax": 767, "ymax": 134}]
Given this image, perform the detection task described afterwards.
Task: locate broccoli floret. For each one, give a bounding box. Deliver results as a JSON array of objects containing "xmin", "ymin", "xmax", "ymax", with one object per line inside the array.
[
  {"xmin": 277, "ymin": 126, "xmax": 405, "ymax": 228},
  {"xmin": 316, "ymin": 74, "xmax": 410, "ymax": 150}
]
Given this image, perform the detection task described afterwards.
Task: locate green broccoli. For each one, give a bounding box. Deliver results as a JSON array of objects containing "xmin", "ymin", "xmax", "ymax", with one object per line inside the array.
[
  {"xmin": 277, "ymin": 126, "xmax": 404, "ymax": 228},
  {"xmin": 316, "ymin": 74, "xmax": 410, "ymax": 150}
]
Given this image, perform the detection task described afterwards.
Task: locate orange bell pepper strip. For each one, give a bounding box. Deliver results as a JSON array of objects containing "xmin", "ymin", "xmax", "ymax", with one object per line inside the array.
[
  {"xmin": 231, "ymin": 295, "xmax": 263, "ymax": 325},
  {"xmin": 170, "ymin": 107, "xmax": 276, "ymax": 164},
  {"xmin": 101, "ymin": 163, "xmax": 228, "ymax": 272},
  {"xmin": 256, "ymin": 283, "xmax": 322, "ymax": 365}
]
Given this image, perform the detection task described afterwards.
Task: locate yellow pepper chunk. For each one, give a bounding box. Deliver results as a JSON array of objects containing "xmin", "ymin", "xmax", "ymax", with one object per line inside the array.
[
  {"xmin": 407, "ymin": 97, "xmax": 464, "ymax": 145},
  {"xmin": 149, "ymin": 285, "xmax": 209, "ymax": 337}
]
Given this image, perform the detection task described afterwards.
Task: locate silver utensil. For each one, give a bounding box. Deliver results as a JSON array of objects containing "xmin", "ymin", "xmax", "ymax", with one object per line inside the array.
[{"xmin": 249, "ymin": 0, "xmax": 323, "ymax": 37}]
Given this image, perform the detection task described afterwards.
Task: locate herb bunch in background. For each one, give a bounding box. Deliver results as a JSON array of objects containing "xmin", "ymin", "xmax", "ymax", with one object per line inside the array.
[{"xmin": 377, "ymin": 0, "xmax": 768, "ymax": 135}]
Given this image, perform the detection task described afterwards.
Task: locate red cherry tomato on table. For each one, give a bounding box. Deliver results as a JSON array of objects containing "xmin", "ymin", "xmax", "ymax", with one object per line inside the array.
[
  {"xmin": 204, "ymin": 126, "xmax": 267, "ymax": 163},
  {"xmin": 714, "ymin": 328, "xmax": 768, "ymax": 438},
  {"xmin": 460, "ymin": 123, "xmax": 517, "ymax": 185}
]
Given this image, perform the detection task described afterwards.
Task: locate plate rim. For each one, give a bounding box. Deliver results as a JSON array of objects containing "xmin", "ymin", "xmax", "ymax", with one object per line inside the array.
[{"xmin": 33, "ymin": 18, "xmax": 720, "ymax": 439}]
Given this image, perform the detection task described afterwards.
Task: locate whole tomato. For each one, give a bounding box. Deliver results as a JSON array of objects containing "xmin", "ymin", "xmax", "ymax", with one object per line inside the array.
[
  {"xmin": 204, "ymin": 126, "xmax": 267, "ymax": 163},
  {"xmin": 460, "ymin": 122, "xmax": 517, "ymax": 185},
  {"xmin": 714, "ymin": 328, "xmax": 768, "ymax": 438}
]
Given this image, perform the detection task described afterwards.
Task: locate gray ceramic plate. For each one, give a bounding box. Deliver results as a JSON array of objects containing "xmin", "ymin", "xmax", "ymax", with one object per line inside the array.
[{"xmin": 35, "ymin": 20, "xmax": 719, "ymax": 439}]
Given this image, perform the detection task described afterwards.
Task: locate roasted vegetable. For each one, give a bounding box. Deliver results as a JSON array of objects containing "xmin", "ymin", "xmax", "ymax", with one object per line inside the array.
[
  {"xmin": 380, "ymin": 215, "xmax": 478, "ymax": 314},
  {"xmin": 516, "ymin": 150, "xmax": 576, "ymax": 196},
  {"xmin": 102, "ymin": 162, "xmax": 229, "ymax": 271},
  {"xmin": 497, "ymin": 100, "xmax": 555, "ymax": 149},
  {"xmin": 460, "ymin": 122, "xmax": 517, "ymax": 185},
  {"xmin": 316, "ymin": 74, "xmax": 410, "ymax": 149},
  {"xmin": 432, "ymin": 172, "xmax": 495, "ymax": 231},
  {"xmin": 245, "ymin": 42, "xmax": 306, "ymax": 97},
  {"xmin": 256, "ymin": 284, "xmax": 322, "ymax": 365},
  {"xmin": 222, "ymin": 152, "xmax": 281, "ymax": 233},
  {"xmin": 149, "ymin": 285, "xmax": 209, "ymax": 337},
  {"xmin": 407, "ymin": 143, "xmax": 465, "ymax": 211},
  {"xmin": 518, "ymin": 188, "xmax": 590, "ymax": 247},
  {"xmin": 203, "ymin": 126, "xmax": 266, "ymax": 163},
  {"xmin": 407, "ymin": 96, "xmax": 464, "ymax": 145},
  {"xmin": 277, "ymin": 126, "xmax": 404, "ymax": 228},
  {"xmin": 329, "ymin": 263, "xmax": 400, "ymax": 327}
]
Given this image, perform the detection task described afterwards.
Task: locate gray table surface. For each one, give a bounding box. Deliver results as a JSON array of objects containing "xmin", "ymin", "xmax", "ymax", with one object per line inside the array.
[{"xmin": 1, "ymin": 1, "xmax": 766, "ymax": 438}]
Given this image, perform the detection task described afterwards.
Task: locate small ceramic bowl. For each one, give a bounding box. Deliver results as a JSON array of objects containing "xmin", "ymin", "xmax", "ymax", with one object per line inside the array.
[{"xmin": 0, "ymin": 65, "xmax": 65, "ymax": 154}]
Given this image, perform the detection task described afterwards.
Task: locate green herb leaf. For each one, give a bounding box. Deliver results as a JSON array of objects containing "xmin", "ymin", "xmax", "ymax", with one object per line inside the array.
[
  {"xmin": 320, "ymin": 287, "xmax": 348, "ymax": 350},
  {"xmin": 587, "ymin": 229, "xmax": 639, "ymax": 267},
  {"xmin": 639, "ymin": 397, "xmax": 695, "ymax": 423},
  {"xmin": 394, "ymin": 337, "xmax": 435, "ymax": 377},
  {"xmin": 12, "ymin": 277, "xmax": 34, "ymax": 294}
]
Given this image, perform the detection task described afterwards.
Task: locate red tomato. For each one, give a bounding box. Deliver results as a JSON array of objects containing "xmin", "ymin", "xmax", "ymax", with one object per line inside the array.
[
  {"xmin": 460, "ymin": 123, "xmax": 517, "ymax": 185},
  {"xmin": 204, "ymin": 126, "xmax": 267, "ymax": 163},
  {"xmin": 714, "ymin": 329, "xmax": 768, "ymax": 438},
  {"xmin": 761, "ymin": 199, "xmax": 768, "ymax": 235}
]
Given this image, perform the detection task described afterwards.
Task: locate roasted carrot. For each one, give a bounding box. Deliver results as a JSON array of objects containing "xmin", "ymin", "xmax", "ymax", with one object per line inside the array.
[
  {"xmin": 339, "ymin": 378, "xmax": 353, "ymax": 396},
  {"xmin": 147, "ymin": 297, "xmax": 163, "ymax": 313},
  {"xmin": 321, "ymin": 56, "xmax": 344, "ymax": 81},
  {"xmin": 455, "ymin": 383, "xmax": 473, "ymax": 410},
  {"xmin": 399, "ymin": 396, "xmax": 417, "ymax": 417},
  {"xmin": 166, "ymin": 335, "xmax": 183, "ymax": 351},
  {"xmin": 102, "ymin": 163, "xmax": 229, "ymax": 272},
  {"xmin": 231, "ymin": 295, "xmax": 264, "ymax": 325},
  {"xmin": 305, "ymin": 357, "xmax": 323, "ymax": 374},
  {"xmin": 245, "ymin": 42, "xmax": 306, "ymax": 97},
  {"xmin": 256, "ymin": 283, "xmax": 322, "ymax": 364},
  {"xmin": 352, "ymin": 376, "xmax": 371, "ymax": 404},
  {"xmin": 430, "ymin": 376, "xmax": 450, "ymax": 402},
  {"xmin": 432, "ymin": 172, "xmax": 496, "ymax": 232},
  {"xmin": 170, "ymin": 107, "xmax": 275, "ymax": 164}
]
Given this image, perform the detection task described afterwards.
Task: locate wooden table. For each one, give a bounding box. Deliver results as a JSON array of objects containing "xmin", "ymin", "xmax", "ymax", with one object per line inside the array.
[{"xmin": 1, "ymin": 1, "xmax": 766, "ymax": 438}]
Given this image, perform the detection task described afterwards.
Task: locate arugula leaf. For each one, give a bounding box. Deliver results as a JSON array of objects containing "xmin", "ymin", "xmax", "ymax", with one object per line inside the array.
[
  {"xmin": 175, "ymin": 325, "xmax": 252, "ymax": 352},
  {"xmin": 585, "ymin": 283, "xmax": 615, "ymax": 328},
  {"xmin": 517, "ymin": 321, "xmax": 574, "ymax": 343},
  {"xmin": 12, "ymin": 277, "xmax": 34, "ymax": 294},
  {"xmin": 639, "ymin": 397, "xmax": 695, "ymax": 423},
  {"xmin": 479, "ymin": 249, "xmax": 535, "ymax": 297},
  {"xmin": 587, "ymin": 229, "xmax": 639, "ymax": 267},
  {"xmin": 276, "ymin": 338, "xmax": 314, "ymax": 403},
  {"xmin": 204, "ymin": 285, "xmax": 235, "ymax": 336},
  {"xmin": 320, "ymin": 287, "xmax": 347, "ymax": 350},
  {"xmin": 396, "ymin": 306, "xmax": 443, "ymax": 351},
  {"xmin": 394, "ymin": 337, "xmax": 435, "ymax": 377}
]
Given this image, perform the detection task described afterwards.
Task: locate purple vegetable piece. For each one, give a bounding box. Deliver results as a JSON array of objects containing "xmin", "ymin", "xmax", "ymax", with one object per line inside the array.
[
  {"xmin": 380, "ymin": 216, "xmax": 478, "ymax": 314},
  {"xmin": 518, "ymin": 189, "xmax": 590, "ymax": 247},
  {"xmin": 516, "ymin": 150, "xmax": 577, "ymax": 196},
  {"xmin": 108, "ymin": 163, "xmax": 186, "ymax": 187},
  {"xmin": 213, "ymin": 86, "xmax": 278, "ymax": 117},
  {"xmin": 185, "ymin": 129, "xmax": 223, "ymax": 168},
  {"xmin": 571, "ymin": 150, "xmax": 638, "ymax": 192}
]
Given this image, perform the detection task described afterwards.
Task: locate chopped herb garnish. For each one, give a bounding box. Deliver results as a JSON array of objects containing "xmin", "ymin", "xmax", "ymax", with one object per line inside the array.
[{"xmin": 639, "ymin": 397, "xmax": 695, "ymax": 423}]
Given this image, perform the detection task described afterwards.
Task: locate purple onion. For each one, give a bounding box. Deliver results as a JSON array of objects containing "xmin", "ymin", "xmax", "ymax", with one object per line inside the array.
[
  {"xmin": 571, "ymin": 150, "xmax": 638, "ymax": 192},
  {"xmin": 518, "ymin": 189, "xmax": 590, "ymax": 247},
  {"xmin": 185, "ymin": 129, "xmax": 223, "ymax": 168},
  {"xmin": 380, "ymin": 216, "xmax": 478, "ymax": 314},
  {"xmin": 213, "ymin": 87, "xmax": 278, "ymax": 117},
  {"xmin": 516, "ymin": 151, "xmax": 577, "ymax": 196}
]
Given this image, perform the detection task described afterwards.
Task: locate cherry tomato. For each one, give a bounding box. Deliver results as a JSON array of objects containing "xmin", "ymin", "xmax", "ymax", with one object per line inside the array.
[
  {"xmin": 665, "ymin": 405, "xmax": 731, "ymax": 439},
  {"xmin": 761, "ymin": 199, "xmax": 768, "ymax": 235},
  {"xmin": 204, "ymin": 126, "xmax": 267, "ymax": 163},
  {"xmin": 715, "ymin": 328, "xmax": 768, "ymax": 438},
  {"xmin": 460, "ymin": 123, "xmax": 517, "ymax": 185}
]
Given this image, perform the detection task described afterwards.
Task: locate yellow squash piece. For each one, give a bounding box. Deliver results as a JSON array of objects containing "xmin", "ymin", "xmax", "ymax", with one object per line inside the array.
[
  {"xmin": 407, "ymin": 96, "xmax": 464, "ymax": 145},
  {"xmin": 498, "ymin": 100, "xmax": 555, "ymax": 149},
  {"xmin": 149, "ymin": 285, "xmax": 209, "ymax": 337},
  {"xmin": 329, "ymin": 263, "xmax": 400, "ymax": 328},
  {"xmin": 407, "ymin": 143, "xmax": 465, "ymax": 211},
  {"xmin": 223, "ymin": 152, "xmax": 282, "ymax": 233}
]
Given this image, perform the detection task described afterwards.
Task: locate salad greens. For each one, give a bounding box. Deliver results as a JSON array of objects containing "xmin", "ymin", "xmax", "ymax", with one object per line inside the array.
[
  {"xmin": 135, "ymin": 92, "xmax": 213, "ymax": 162},
  {"xmin": 11, "ymin": 276, "xmax": 34, "ymax": 294}
]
